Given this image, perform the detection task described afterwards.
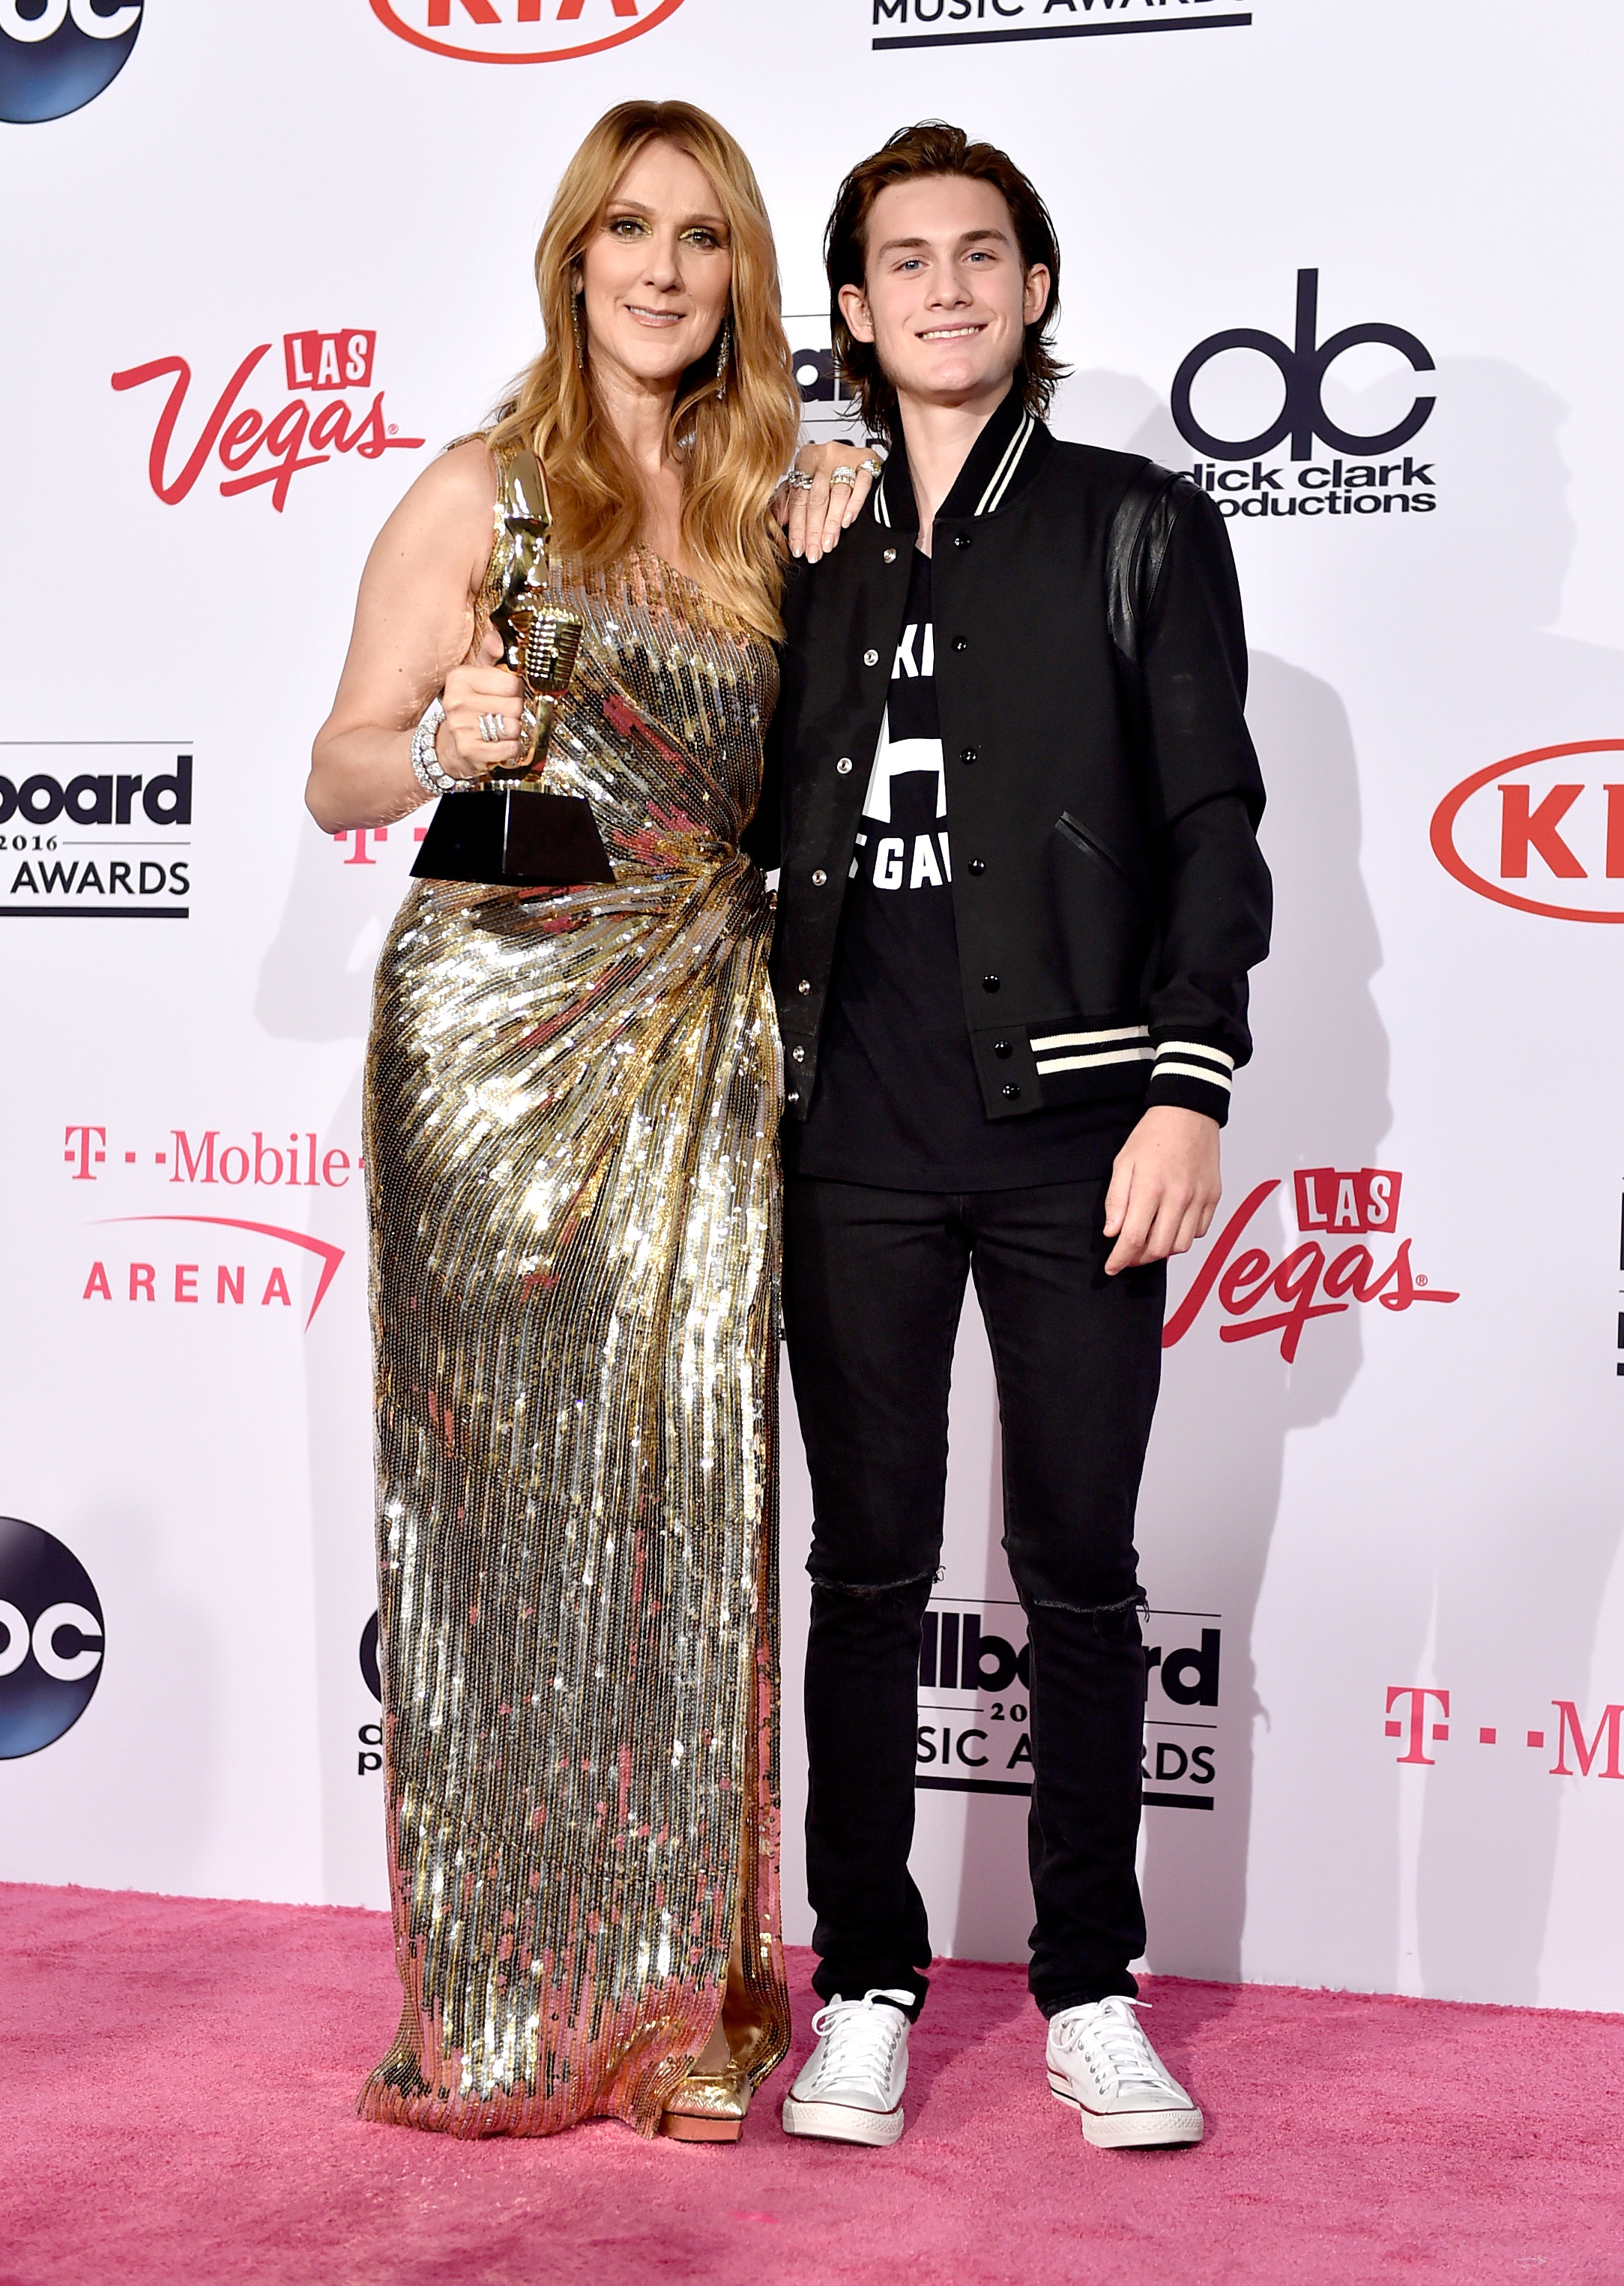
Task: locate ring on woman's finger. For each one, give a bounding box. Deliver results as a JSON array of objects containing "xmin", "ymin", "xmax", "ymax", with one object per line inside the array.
[
  {"xmin": 857, "ymin": 457, "xmax": 884, "ymax": 478},
  {"xmin": 827, "ymin": 465, "xmax": 858, "ymax": 488},
  {"xmin": 477, "ymin": 712, "xmax": 507, "ymax": 744},
  {"xmin": 783, "ymin": 470, "xmax": 815, "ymax": 492}
]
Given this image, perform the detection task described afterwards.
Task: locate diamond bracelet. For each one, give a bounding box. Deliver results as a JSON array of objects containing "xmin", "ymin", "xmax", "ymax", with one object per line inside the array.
[{"xmin": 411, "ymin": 697, "xmax": 459, "ymax": 795}]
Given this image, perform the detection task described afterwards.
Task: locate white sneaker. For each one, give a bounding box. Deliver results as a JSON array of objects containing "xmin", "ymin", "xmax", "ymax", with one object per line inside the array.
[
  {"xmin": 781, "ymin": 1989, "xmax": 913, "ymax": 2147},
  {"xmin": 1046, "ymin": 1996, "xmax": 1204, "ymax": 2148}
]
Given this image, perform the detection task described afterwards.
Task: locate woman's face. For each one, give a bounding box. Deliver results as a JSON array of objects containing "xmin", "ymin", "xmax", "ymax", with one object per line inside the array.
[{"xmin": 578, "ymin": 139, "xmax": 734, "ymax": 393}]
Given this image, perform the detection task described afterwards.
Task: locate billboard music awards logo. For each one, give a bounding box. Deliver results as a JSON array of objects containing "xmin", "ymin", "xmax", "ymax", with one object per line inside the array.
[
  {"xmin": 1171, "ymin": 270, "xmax": 1438, "ymax": 523},
  {"xmin": 111, "ymin": 332, "xmax": 426, "ymax": 514},
  {"xmin": 917, "ymin": 1600, "xmax": 1220, "ymax": 1811},
  {"xmin": 1165, "ymin": 1165, "xmax": 1458, "ymax": 1362},
  {"xmin": 870, "ymin": 1, "xmax": 1253, "ymax": 55},
  {"xmin": 0, "ymin": 0, "xmax": 140, "ymax": 125},
  {"xmin": 0, "ymin": 744, "xmax": 190, "ymax": 918},
  {"xmin": 1431, "ymin": 740, "xmax": 1624, "ymax": 925},
  {"xmin": 1384, "ymin": 1686, "xmax": 1624, "ymax": 1784},
  {"xmin": 369, "ymin": 0, "xmax": 686, "ymax": 64},
  {"xmin": 0, "ymin": 1518, "xmax": 103, "ymax": 1759},
  {"xmin": 64, "ymin": 1122, "xmax": 352, "ymax": 1327}
]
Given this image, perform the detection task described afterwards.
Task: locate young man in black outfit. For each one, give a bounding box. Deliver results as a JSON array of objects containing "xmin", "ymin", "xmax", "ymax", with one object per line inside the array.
[{"xmin": 765, "ymin": 125, "xmax": 1271, "ymax": 2150}]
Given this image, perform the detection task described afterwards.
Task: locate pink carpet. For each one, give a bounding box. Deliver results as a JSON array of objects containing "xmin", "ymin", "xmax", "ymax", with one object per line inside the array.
[{"xmin": 2, "ymin": 1884, "xmax": 1620, "ymax": 2285}]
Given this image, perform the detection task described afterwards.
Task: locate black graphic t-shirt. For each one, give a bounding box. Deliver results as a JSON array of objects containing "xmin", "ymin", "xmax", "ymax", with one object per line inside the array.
[{"xmin": 786, "ymin": 548, "xmax": 1132, "ymax": 1191}]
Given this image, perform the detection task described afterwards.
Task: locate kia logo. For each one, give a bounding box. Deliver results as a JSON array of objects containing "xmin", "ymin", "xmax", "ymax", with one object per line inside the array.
[
  {"xmin": 0, "ymin": 1517, "xmax": 104, "ymax": 1758},
  {"xmin": 1172, "ymin": 269, "xmax": 1436, "ymax": 462},
  {"xmin": 369, "ymin": 0, "xmax": 687, "ymax": 66},
  {"xmin": 1431, "ymin": 740, "xmax": 1624, "ymax": 923},
  {"xmin": 0, "ymin": 0, "xmax": 141, "ymax": 124}
]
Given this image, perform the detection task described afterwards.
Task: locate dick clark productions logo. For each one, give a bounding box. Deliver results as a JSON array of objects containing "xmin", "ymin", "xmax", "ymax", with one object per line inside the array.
[
  {"xmin": 0, "ymin": 1518, "xmax": 104, "ymax": 1759},
  {"xmin": 0, "ymin": 0, "xmax": 140, "ymax": 126},
  {"xmin": 369, "ymin": 0, "xmax": 686, "ymax": 65}
]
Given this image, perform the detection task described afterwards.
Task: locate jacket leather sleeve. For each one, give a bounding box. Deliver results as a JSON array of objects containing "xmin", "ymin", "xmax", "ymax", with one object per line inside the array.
[{"xmin": 1137, "ymin": 488, "xmax": 1273, "ymax": 1125}]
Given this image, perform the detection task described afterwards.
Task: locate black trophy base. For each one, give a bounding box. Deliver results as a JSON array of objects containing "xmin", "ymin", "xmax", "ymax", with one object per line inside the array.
[{"xmin": 411, "ymin": 788, "xmax": 615, "ymax": 888}]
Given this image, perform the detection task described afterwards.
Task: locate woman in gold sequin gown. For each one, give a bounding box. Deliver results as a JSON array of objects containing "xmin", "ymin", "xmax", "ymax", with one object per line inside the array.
[{"xmin": 307, "ymin": 104, "xmax": 807, "ymax": 2141}]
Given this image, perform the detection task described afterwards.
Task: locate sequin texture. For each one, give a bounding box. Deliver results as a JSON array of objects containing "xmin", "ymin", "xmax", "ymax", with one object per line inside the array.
[{"xmin": 359, "ymin": 535, "xmax": 788, "ymax": 2137}]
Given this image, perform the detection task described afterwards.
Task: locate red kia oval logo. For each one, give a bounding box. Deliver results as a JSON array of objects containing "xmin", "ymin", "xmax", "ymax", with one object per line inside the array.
[
  {"xmin": 1430, "ymin": 739, "xmax": 1624, "ymax": 923},
  {"xmin": 370, "ymin": 0, "xmax": 686, "ymax": 64}
]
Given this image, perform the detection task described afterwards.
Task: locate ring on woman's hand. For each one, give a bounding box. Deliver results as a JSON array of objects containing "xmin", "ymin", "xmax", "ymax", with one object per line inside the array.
[
  {"xmin": 827, "ymin": 465, "xmax": 859, "ymax": 488},
  {"xmin": 783, "ymin": 470, "xmax": 815, "ymax": 492},
  {"xmin": 857, "ymin": 457, "xmax": 884, "ymax": 478},
  {"xmin": 478, "ymin": 713, "xmax": 506, "ymax": 744}
]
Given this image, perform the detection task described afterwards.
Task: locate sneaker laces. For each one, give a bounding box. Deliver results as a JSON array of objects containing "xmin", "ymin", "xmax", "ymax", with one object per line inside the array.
[
  {"xmin": 1053, "ymin": 1997, "xmax": 1168, "ymax": 2092},
  {"xmin": 803, "ymin": 1989, "xmax": 911, "ymax": 2097}
]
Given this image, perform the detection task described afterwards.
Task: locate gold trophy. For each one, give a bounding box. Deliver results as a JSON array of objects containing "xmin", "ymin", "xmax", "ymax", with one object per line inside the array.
[{"xmin": 413, "ymin": 448, "xmax": 615, "ymax": 887}]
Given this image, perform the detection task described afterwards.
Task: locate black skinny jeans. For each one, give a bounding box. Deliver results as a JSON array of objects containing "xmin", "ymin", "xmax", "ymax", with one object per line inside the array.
[{"xmin": 783, "ymin": 1174, "xmax": 1165, "ymax": 2021}]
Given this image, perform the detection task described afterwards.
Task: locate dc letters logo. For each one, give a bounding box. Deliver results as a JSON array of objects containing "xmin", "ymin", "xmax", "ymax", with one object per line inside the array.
[
  {"xmin": 1431, "ymin": 741, "xmax": 1624, "ymax": 924},
  {"xmin": 0, "ymin": 1517, "xmax": 104, "ymax": 1758},
  {"xmin": 0, "ymin": 0, "xmax": 140, "ymax": 126},
  {"xmin": 1173, "ymin": 271, "xmax": 1439, "ymax": 524},
  {"xmin": 370, "ymin": 0, "xmax": 687, "ymax": 66}
]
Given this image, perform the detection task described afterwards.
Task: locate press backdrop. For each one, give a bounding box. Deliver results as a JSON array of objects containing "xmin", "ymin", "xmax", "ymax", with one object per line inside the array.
[{"xmin": 3, "ymin": 0, "xmax": 1622, "ymax": 2012}]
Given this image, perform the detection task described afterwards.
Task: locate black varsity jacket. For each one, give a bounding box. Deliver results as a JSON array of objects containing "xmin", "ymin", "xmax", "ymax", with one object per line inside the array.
[{"xmin": 755, "ymin": 390, "xmax": 1273, "ymax": 1130}]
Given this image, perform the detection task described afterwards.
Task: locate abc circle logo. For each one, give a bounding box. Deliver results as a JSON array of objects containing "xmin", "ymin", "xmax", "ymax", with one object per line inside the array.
[
  {"xmin": 0, "ymin": 0, "xmax": 142, "ymax": 126},
  {"xmin": 370, "ymin": 0, "xmax": 686, "ymax": 67},
  {"xmin": 0, "ymin": 1517, "xmax": 104, "ymax": 1758}
]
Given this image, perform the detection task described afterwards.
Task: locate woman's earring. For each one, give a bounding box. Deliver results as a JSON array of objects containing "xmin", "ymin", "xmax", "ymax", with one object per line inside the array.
[
  {"xmin": 715, "ymin": 318, "xmax": 731, "ymax": 402},
  {"xmin": 570, "ymin": 290, "xmax": 585, "ymax": 372}
]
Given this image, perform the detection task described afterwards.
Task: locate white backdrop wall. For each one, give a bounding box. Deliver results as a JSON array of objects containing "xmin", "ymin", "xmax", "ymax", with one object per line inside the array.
[{"xmin": 3, "ymin": 0, "xmax": 1623, "ymax": 2012}]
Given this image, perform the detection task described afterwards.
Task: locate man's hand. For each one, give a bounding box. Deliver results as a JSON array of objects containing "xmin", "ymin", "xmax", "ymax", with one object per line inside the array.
[{"xmin": 1102, "ymin": 1106, "xmax": 1222, "ymax": 1275}]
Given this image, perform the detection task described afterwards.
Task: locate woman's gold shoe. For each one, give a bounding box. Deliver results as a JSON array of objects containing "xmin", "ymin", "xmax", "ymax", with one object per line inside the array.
[{"xmin": 660, "ymin": 2060, "xmax": 752, "ymax": 2144}]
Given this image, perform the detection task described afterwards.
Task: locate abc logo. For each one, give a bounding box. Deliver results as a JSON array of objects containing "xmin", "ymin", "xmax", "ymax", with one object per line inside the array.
[
  {"xmin": 0, "ymin": 0, "xmax": 141, "ymax": 125},
  {"xmin": 0, "ymin": 1516, "xmax": 105, "ymax": 1758}
]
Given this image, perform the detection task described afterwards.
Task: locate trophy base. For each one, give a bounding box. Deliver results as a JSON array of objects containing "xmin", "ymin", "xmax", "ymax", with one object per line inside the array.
[{"xmin": 411, "ymin": 789, "xmax": 616, "ymax": 888}]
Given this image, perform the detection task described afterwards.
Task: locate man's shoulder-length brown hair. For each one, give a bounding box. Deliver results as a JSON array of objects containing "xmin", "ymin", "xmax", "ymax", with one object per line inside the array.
[{"xmin": 826, "ymin": 121, "xmax": 1067, "ymax": 446}]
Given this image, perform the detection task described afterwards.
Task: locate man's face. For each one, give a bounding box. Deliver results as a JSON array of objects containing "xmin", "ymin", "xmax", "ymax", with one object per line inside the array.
[{"xmin": 839, "ymin": 173, "xmax": 1050, "ymax": 411}]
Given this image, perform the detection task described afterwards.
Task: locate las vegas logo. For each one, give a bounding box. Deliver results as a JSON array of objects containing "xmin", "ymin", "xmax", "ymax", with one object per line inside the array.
[
  {"xmin": 112, "ymin": 330, "xmax": 425, "ymax": 513},
  {"xmin": 1166, "ymin": 1165, "xmax": 1458, "ymax": 1363}
]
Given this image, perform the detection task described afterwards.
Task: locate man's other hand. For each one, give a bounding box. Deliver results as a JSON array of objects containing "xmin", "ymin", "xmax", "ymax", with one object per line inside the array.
[{"xmin": 1102, "ymin": 1106, "xmax": 1222, "ymax": 1275}]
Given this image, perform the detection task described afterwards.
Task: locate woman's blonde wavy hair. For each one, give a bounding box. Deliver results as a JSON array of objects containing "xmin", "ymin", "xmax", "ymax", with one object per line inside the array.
[{"xmin": 487, "ymin": 101, "xmax": 800, "ymax": 641}]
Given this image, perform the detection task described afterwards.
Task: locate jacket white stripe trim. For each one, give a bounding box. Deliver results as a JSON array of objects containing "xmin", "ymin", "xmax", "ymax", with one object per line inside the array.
[
  {"xmin": 1154, "ymin": 1040, "xmax": 1236, "ymax": 1071},
  {"xmin": 976, "ymin": 412, "xmax": 1035, "ymax": 516},
  {"xmin": 1030, "ymin": 1023, "xmax": 1150, "ymax": 1052},
  {"xmin": 1035, "ymin": 1046, "xmax": 1156, "ymax": 1076},
  {"xmin": 1152, "ymin": 1060, "xmax": 1234, "ymax": 1091},
  {"xmin": 872, "ymin": 475, "xmax": 892, "ymax": 528}
]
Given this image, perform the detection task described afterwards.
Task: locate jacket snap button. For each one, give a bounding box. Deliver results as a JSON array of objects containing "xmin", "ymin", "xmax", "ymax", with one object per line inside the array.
[
  {"xmin": 954, "ymin": 534, "xmax": 971, "ymax": 550},
  {"xmin": 993, "ymin": 1040, "xmax": 1012, "ymax": 1059},
  {"xmin": 786, "ymin": 1089, "xmax": 800, "ymax": 1103},
  {"xmin": 982, "ymin": 974, "xmax": 1000, "ymax": 993},
  {"xmin": 836, "ymin": 757, "xmax": 853, "ymax": 773},
  {"xmin": 953, "ymin": 636, "xmax": 968, "ymax": 653},
  {"xmin": 968, "ymin": 859, "xmax": 985, "ymax": 875},
  {"xmin": 797, "ymin": 979, "xmax": 811, "ymax": 995},
  {"xmin": 883, "ymin": 547, "xmax": 898, "ymax": 564},
  {"xmin": 960, "ymin": 746, "xmax": 978, "ymax": 765},
  {"xmin": 812, "ymin": 869, "xmax": 827, "ymax": 886},
  {"xmin": 791, "ymin": 1046, "xmax": 806, "ymax": 1063},
  {"xmin": 1001, "ymin": 1083, "xmax": 1021, "ymax": 1100},
  {"xmin": 863, "ymin": 648, "xmax": 879, "ymax": 666}
]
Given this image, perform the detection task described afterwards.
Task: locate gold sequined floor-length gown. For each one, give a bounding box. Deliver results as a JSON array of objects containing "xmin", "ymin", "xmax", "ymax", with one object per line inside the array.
[{"xmin": 358, "ymin": 535, "xmax": 790, "ymax": 2138}]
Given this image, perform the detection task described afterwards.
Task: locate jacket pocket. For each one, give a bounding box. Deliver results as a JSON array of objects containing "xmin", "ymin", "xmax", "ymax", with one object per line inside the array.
[
  {"xmin": 1056, "ymin": 811, "xmax": 1141, "ymax": 892},
  {"xmin": 1045, "ymin": 812, "xmax": 1151, "ymax": 1013}
]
